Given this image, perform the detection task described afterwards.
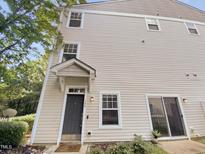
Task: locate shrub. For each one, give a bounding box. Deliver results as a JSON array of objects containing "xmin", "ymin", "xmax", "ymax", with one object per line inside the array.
[
  {"xmin": 12, "ymin": 114, "xmax": 35, "ymax": 132},
  {"xmin": 152, "ymin": 130, "xmax": 161, "ymax": 139},
  {"xmin": 88, "ymin": 147, "xmax": 104, "ymax": 154},
  {"xmin": 106, "ymin": 143, "xmax": 131, "ymax": 154},
  {"xmin": 87, "ymin": 135, "xmax": 168, "ymax": 154},
  {"xmin": 131, "ymin": 136, "xmax": 149, "ymax": 154},
  {"xmin": 0, "ymin": 121, "xmax": 29, "ymax": 147}
]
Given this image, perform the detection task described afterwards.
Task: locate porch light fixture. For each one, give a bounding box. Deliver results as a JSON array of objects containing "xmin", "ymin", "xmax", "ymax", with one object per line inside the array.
[
  {"xmin": 182, "ymin": 98, "xmax": 188, "ymax": 103},
  {"xmin": 90, "ymin": 96, "xmax": 94, "ymax": 103}
]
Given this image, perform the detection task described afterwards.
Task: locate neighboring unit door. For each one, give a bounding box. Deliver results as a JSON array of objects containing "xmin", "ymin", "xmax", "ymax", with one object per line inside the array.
[
  {"xmin": 148, "ymin": 96, "xmax": 185, "ymax": 137},
  {"xmin": 62, "ymin": 94, "xmax": 84, "ymax": 135}
]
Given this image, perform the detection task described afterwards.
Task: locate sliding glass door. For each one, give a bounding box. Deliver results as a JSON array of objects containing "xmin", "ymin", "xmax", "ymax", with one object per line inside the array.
[{"xmin": 148, "ymin": 96, "xmax": 185, "ymax": 137}]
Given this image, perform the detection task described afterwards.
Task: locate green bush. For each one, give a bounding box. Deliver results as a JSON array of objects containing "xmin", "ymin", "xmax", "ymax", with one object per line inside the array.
[
  {"xmin": 0, "ymin": 121, "xmax": 28, "ymax": 147},
  {"xmin": 106, "ymin": 144, "xmax": 131, "ymax": 154},
  {"xmin": 87, "ymin": 135, "xmax": 168, "ymax": 154},
  {"xmin": 12, "ymin": 114, "xmax": 35, "ymax": 132},
  {"xmin": 131, "ymin": 136, "xmax": 149, "ymax": 154},
  {"xmin": 88, "ymin": 147, "xmax": 104, "ymax": 154}
]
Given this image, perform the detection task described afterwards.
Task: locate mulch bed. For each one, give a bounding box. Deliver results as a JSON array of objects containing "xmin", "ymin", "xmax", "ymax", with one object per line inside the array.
[
  {"xmin": 0, "ymin": 145, "xmax": 46, "ymax": 154},
  {"xmin": 55, "ymin": 144, "xmax": 81, "ymax": 152}
]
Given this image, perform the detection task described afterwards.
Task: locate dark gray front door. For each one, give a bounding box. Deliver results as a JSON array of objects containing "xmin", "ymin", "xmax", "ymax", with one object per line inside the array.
[{"xmin": 62, "ymin": 94, "xmax": 84, "ymax": 135}]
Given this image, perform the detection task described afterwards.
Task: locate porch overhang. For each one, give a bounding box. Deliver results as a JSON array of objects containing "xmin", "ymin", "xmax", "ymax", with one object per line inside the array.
[{"xmin": 51, "ymin": 58, "xmax": 96, "ymax": 92}]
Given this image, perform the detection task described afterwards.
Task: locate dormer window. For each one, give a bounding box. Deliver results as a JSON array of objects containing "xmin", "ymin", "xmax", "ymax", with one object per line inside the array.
[
  {"xmin": 185, "ymin": 22, "xmax": 199, "ymax": 35},
  {"xmin": 146, "ymin": 18, "xmax": 160, "ymax": 31},
  {"xmin": 68, "ymin": 12, "xmax": 83, "ymax": 28},
  {"xmin": 62, "ymin": 43, "xmax": 79, "ymax": 62}
]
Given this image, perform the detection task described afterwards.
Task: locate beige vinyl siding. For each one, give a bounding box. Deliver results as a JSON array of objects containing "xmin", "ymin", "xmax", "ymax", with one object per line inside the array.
[
  {"xmin": 57, "ymin": 64, "xmax": 89, "ymax": 76},
  {"xmin": 73, "ymin": 0, "xmax": 205, "ymax": 22},
  {"xmin": 34, "ymin": 11, "xmax": 205, "ymax": 143},
  {"xmin": 34, "ymin": 52, "xmax": 64, "ymax": 143}
]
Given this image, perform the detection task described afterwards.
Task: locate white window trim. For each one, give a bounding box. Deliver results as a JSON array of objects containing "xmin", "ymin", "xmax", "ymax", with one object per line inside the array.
[
  {"xmin": 99, "ymin": 91, "xmax": 122, "ymax": 129},
  {"xmin": 59, "ymin": 41, "xmax": 81, "ymax": 63},
  {"xmin": 57, "ymin": 86, "xmax": 87, "ymax": 145},
  {"xmin": 184, "ymin": 22, "xmax": 200, "ymax": 35},
  {"xmin": 145, "ymin": 94, "xmax": 190, "ymax": 140},
  {"xmin": 145, "ymin": 17, "xmax": 161, "ymax": 31},
  {"xmin": 66, "ymin": 11, "xmax": 85, "ymax": 29}
]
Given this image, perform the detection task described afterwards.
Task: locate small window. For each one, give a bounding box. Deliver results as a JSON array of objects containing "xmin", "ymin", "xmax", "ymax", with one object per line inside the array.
[
  {"xmin": 185, "ymin": 22, "xmax": 198, "ymax": 34},
  {"xmin": 69, "ymin": 12, "xmax": 82, "ymax": 28},
  {"xmin": 62, "ymin": 43, "xmax": 78, "ymax": 61},
  {"xmin": 102, "ymin": 94, "xmax": 119, "ymax": 125},
  {"xmin": 146, "ymin": 18, "xmax": 160, "ymax": 31},
  {"xmin": 68, "ymin": 88, "xmax": 85, "ymax": 93}
]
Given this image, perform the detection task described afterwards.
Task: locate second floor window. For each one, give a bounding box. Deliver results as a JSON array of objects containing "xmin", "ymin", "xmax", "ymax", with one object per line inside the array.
[
  {"xmin": 146, "ymin": 18, "xmax": 160, "ymax": 31},
  {"xmin": 185, "ymin": 22, "xmax": 198, "ymax": 35},
  {"xmin": 62, "ymin": 43, "xmax": 78, "ymax": 61},
  {"xmin": 69, "ymin": 12, "xmax": 82, "ymax": 28}
]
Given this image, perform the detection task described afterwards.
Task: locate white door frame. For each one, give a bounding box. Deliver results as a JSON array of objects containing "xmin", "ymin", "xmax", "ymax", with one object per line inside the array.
[
  {"xmin": 145, "ymin": 94, "xmax": 190, "ymax": 140},
  {"xmin": 57, "ymin": 86, "xmax": 87, "ymax": 145}
]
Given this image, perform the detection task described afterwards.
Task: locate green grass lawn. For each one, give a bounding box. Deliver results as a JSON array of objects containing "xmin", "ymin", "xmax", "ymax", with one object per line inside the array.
[
  {"xmin": 192, "ymin": 137, "xmax": 205, "ymax": 144},
  {"xmin": 148, "ymin": 143, "xmax": 168, "ymax": 154},
  {"xmin": 192, "ymin": 137, "xmax": 205, "ymax": 154}
]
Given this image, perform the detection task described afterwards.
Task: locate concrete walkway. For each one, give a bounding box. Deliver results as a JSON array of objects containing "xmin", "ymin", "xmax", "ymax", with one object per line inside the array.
[
  {"xmin": 159, "ymin": 140, "xmax": 205, "ymax": 154},
  {"xmin": 44, "ymin": 144, "xmax": 88, "ymax": 154}
]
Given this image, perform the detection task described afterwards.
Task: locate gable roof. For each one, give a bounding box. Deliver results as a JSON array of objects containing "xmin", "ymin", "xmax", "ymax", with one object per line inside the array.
[
  {"xmin": 51, "ymin": 58, "xmax": 96, "ymax": 76},
  {"xmin": 73, "ymin": 0, "xmax": 205, "ymax": 23}
]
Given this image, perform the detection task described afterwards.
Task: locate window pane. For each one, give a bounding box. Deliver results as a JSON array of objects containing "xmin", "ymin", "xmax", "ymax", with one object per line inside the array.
[
  {"xmin": 71, "ymin": 12, "xmax": 82, "ymax": 19},
  {"xmin": 69, "ymin": 20, "xmax": 81, "ymax": 27},
  {"xmin": 113, "ymin": 95, "xmax": 117, "ymax": 101},
  {"xmin": 113, "ymin": 101, "xmax": 117, "ymax": 108},
  {"xmin": 102, "ymin": 94, "xmax": 118, "ymax": 109},
  {"xmin": 148, "ymin": 97, "xmax": 169, "ymax": 136},
  {"xmin": 63, "ymin": 54, "xmax": 76, "ymax": 61},
  {"xmin": 147, "ymin": 19, "xmax": 157, "ymax": 25},
  {"xmin": 189, "ymin": 28, "xmax": 198, "ymax": 34},
  {"xmin": 108, "ymin": 96, "xmax": 112, "ymax": 101},
  {"xmin": 102, "ymin": 110, "xmax": 118, "ymax": 125},
  {"xmin": 108, "ymin": 102, "xmax": 112, "ymax": 108},
  {"xmin": 103, "ymin": 101, "xmax": 107, "ymax": 108},
  {"xmin": 148, "ymin": 24, "xmax": 159, "ymax": 30},
  {"xmin": 64, "ymin": 44, "xmax": 78, "ymax": 53},
  {"xmin": 186, "ymin": 22, "xmax": 195, "ymax": 29}
]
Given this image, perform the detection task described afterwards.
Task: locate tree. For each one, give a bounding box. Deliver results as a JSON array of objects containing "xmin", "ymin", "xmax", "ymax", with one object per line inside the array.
[
  {"xmin": 0, "ymin": 0, "xmax": 86, "ymax": 65},
  {"xmin": 0, "ymin": 53, "xmax": 48, "ymax": 115},
  {"xmin": 0, "ymin": 0, "xmax": 86, "ymax": 115}
]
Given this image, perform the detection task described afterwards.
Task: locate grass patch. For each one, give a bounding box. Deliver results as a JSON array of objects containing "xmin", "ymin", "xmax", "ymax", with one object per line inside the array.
[{"xmin": 192, "ymin": 137, "xmax": 205, "ymax": 144}]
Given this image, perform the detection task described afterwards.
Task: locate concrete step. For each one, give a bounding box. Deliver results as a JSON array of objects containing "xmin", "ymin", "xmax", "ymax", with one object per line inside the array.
[
  {"xmin": 61, "ymin": 135, "xmax": 81, "ymax": 141},
  {"xmin": 60, "ymin": 141, "xmax": 81, "ymax": 145}
]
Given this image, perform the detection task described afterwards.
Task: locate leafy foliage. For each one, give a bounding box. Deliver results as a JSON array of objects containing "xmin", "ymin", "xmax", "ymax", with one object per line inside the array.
[
  {"xmin": 0, "ymin": 0, "xmax": 86, "ymax": 64},
  {"xmin": 0, "ymin": 121, "xmax": 28, "ymax": 147},
  {"xmin": 106, "ymin": 144, "xmax": 131, "ymax": 154},
  {"xmin": 152, "ymin": 130, "xmax": 161, "ymax": 139},
  {"xmin": 12, "ymin": 114, "xmax": 35, "ymax": 132},
  {"xmin": 0, "ymin": 53, "xmax": 48, "ymax": 116},
  {"xmin": 87, "ymin": 135, "xmax": 168, "ymax": 154},
  {"xmin": 88, "ymin": 147, "xmax": 104, "ymax": 154}
]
